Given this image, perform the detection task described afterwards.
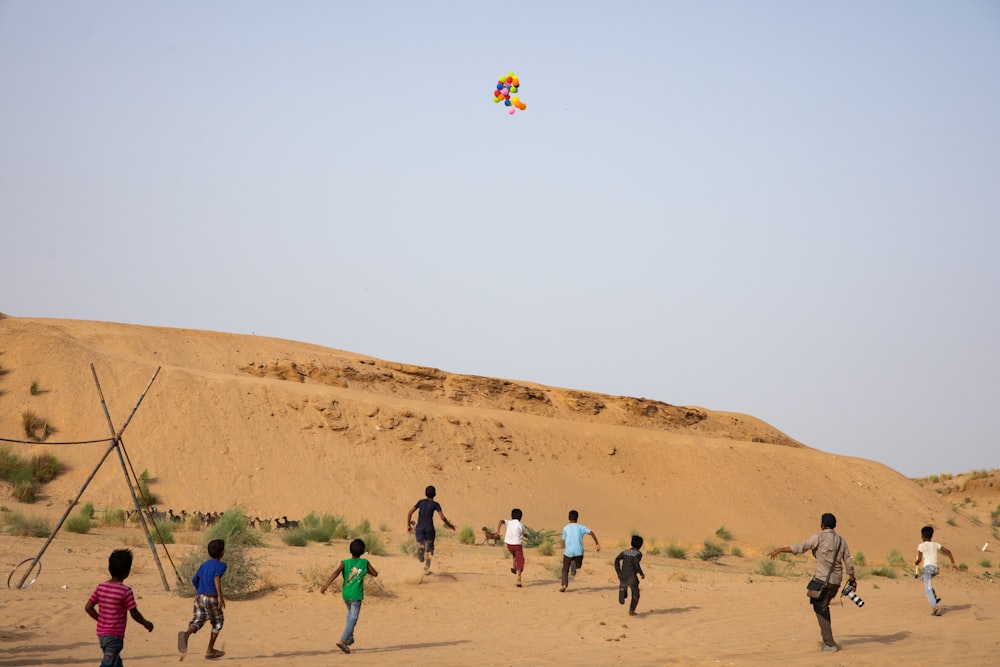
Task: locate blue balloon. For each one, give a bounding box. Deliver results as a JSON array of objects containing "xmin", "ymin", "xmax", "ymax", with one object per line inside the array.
[
  {"xmin": 496, "ymin": 83, "xmax": 503, "ymax": 91},
  {"xmin": 504, "ymin": 99, "xmax": 511, "ymax": 106}
]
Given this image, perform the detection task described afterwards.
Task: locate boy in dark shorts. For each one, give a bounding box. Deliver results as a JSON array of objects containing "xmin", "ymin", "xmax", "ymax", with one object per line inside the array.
[
  {"xmin": 85, "ymin": 549, "xmax": 154, "ymax": 667},
  {"xmin": 178, "ymin": 539, "xmax": 227, "ymax": 660},
  {"xmin": 614, "ymin": 535, "xmax": 646, "ymax": 615},
  {"xmin": 406, "ymin": 485, "xmax": 455, "ymax": 574}
]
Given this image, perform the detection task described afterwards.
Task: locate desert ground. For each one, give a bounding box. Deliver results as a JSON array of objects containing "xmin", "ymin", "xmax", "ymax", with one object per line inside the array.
[{"xmin": 1, "ymin": 315, "xmax": 998, "ymax": 666}]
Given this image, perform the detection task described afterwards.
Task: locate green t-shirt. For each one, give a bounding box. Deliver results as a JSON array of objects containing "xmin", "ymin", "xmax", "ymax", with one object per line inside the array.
[{"xmin": 341, "ymin": 557, "xmax": 369, "ymax": 601}]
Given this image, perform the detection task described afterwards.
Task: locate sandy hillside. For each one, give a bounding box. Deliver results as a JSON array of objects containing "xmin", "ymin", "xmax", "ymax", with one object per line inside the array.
[{"xmin": 1, "ymin": 315, "xmax": 998, "ymax": 666}]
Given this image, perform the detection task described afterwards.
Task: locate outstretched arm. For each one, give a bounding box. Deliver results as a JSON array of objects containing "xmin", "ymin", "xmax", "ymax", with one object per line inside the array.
[
  {"xmin": 589, "ymin": 532, "xmax": 601, "ymax": 552},
  {"xmin": 437, "ymin": 509, "xmax": 455, "ymax": 530},
  {"xmin": 496, "ymin": 519, "xmax": 506, "ymax": 536},
  {"xmin": 129, "ymin": 607, "xmax": 154, "ymax": 632},
  {"xmin": 406, "ymin": 506, "xmax": 417, "ymax": 533},
  {"xmin": 320, "ymin": 562, "xmax": 345, "ymax": 594},
  {"xmin": 769, "ymin": 546, "xmax": 791, "ymax": 559},
  {"xmin": 940, "ymin": 546, "xmax": 958, "ymax": 570}
]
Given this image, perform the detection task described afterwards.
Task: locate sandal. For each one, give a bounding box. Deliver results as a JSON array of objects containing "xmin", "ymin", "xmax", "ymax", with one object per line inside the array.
[{"xmin": 205, "ymin": 650, "xmax": 225, "ymax": 659}]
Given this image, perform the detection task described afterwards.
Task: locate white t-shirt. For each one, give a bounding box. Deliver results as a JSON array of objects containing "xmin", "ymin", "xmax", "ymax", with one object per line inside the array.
[
  {"xmin": 918, "ymin": 541, "xmax": 942, "ymax": 567},
  {"xmin": 503, "ymin": 519, "xmax": 525, "ymax": 545}
]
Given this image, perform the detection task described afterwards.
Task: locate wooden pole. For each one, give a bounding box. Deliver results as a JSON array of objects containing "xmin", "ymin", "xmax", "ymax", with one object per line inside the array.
[{"xmin": 90, "ymin": 365, "xmax": 170, "ymax": 591}]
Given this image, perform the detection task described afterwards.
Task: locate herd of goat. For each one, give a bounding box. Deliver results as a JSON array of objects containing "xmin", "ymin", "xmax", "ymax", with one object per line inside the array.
[{"xmin": 141, "ymin": 508, "xmax": 300, "ymax": 530}]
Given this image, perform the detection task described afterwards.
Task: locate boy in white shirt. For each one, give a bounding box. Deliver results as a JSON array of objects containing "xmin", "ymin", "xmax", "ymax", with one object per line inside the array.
[
  {"xmin": 497, "ymin": 508, "xmax": 526, "ymax": 587},
  {"xmin": 916, "ymin": 525, "xmax": 958, "ymax": 616}
]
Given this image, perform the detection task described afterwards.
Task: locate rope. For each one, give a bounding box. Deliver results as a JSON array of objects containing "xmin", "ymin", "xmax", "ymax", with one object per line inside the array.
[{"xmin": 0, "ymin": 436, "xmax": 114, "ymax": 446}]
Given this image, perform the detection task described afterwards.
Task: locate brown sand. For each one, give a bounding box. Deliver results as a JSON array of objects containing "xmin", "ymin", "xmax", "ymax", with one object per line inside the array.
[{"xmin": 0, "ymin": 315, "xmax": 997, "ymax": 665}]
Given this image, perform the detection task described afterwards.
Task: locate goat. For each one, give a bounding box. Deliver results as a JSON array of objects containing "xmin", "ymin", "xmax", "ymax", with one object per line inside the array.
[{"xmin": 482, "ymin": 526, "xmax": 502, "ymax": 546}]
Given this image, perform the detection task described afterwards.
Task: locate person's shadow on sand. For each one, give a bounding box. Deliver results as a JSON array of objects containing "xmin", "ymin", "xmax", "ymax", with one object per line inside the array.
[
  {"xmin": 843, "ymin": 630, "xmax": 910, "ymax": 646},
  {"xmin": 636, "ymin": 606, "xmax": 700, "ymax": 616}
]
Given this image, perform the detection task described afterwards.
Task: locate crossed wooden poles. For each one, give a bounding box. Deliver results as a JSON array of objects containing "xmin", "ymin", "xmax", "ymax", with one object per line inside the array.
[{"xmin": 9, "ymin": 364, "xmax": 172, "ymax": 591}]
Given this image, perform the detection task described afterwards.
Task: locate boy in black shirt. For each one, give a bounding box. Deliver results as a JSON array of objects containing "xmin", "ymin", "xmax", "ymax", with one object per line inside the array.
[{"xmin": 615, "ymin": 535, "xmax": 645, "ymax": 615}]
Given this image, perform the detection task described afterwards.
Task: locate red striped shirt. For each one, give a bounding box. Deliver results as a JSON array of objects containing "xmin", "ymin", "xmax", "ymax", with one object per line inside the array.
[{"xmin": 88, "ymin": 581, "xmax": 136, "ymax": 637}]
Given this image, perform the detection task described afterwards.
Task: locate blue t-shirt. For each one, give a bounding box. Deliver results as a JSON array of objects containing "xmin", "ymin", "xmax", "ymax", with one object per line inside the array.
[
  {"xmin": 562, "ymin": 523, "xmax": 591, "ymax": 557},
  {"xmin": 192, "ymin": 559, "xmax": 227, "ymax": 595}
]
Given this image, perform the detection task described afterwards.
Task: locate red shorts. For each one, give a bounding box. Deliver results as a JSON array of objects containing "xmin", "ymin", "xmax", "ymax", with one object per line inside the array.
[{"xmin": 507, "ymin": 543, "xmax": 524, "ymax": 571}]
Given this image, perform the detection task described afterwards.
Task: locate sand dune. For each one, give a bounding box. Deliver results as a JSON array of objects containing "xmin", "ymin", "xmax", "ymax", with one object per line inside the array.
[{"xmin": 1, "ymin": 315, "xmax": 997, "ymax": 665}]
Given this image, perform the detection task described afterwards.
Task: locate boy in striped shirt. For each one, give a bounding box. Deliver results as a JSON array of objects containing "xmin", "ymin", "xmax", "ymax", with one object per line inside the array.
[{"xmin": 85, "ymin": 549, "xmax": 154, "ymax": 666}]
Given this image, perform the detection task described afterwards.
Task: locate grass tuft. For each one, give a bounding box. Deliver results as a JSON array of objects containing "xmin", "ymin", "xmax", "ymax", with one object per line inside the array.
[
  {"xmin": 457, "ymin": 525, "xmax": 476, "ymax": 545},
  {"xmin": 666, "ymin": 543, "xmax": 688, "ymax": 559},
  {"xmin": 697, "ymin": 540, "xmax": 725, "ymax": 562}
]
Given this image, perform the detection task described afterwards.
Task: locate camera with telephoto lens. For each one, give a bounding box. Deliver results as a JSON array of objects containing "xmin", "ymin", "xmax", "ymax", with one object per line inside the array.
[{"xmin": 841, "ymin": 581, "xmax": 865, "ymax": 607}]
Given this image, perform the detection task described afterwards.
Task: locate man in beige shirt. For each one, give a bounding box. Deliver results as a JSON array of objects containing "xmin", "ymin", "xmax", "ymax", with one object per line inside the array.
[{"xmin": 770, "ymin": 513, "xmax": 856, "ymax": 654}]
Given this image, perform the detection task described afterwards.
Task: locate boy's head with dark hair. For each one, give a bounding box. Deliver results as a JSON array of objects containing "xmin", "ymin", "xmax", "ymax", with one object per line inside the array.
[
  {"xmin": 631, "ymin": 535, "xmax": 644, "ymax": 549},
  {"xmin": 568, "ymin": 510, "xmax": 579, "ymax": 522},
  {"xmin": 108, "ymin": 549, "xmax": 133, "ymax": 579},
  {"xmin": 511, "ymin": 508, "xmax": 522, "ymax": 520},
  {"xmin": 921, "ymin": 525, "xmax": 934, "ymax": 541},
  {"xmin": 349, "ymin": 538, "xmax": 366, "ymax": 558},
  {"xmin": 425, "ymin": 485, "xmax": 436, "ymax": 498},
  {"xmin": 821, "ymin": 513, "xmax": 837, "ymax": 529},
  {"xmin": 207, "ymin": 539, "xmax": 225, "ymax": 559}
]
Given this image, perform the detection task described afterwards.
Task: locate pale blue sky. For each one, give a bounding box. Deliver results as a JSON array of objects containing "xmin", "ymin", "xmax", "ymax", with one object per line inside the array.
[{"xmin": 2, "ymin": 2, "xmax": 998, "ymax": 477}]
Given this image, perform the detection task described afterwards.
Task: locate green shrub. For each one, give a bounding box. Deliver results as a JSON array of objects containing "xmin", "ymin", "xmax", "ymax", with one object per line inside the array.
[
  {"xmin": 358, "ymin": 532, "xmax": 386, "ymax": 556},
  {"xmin": 697, "ymin": 540, "xmax": 725, "ymax": 562},
  {"xmin": 959, "ymin": 562, "xmax": 968, "ymax": 572},
  {"xmin": 980, "ymin": 558, "xmax": 993, "ymax": 568},
  {"xmin": 715, "ymin": 526, "xmax": 732, "ymax": 541},
  {"xmin": 176, "ymin": 508, "xmax": 263, "ymax": 599},
  {"xmin": 134, "ymin": 470, "xmax": 157, "ymax": 508},
  {"xmin": 854, "ymin": 551, "xmax": 867, "ymax": 566},
  {"xmin": 971, "ymin": 469, "xmax": 990, "ymax": 480},
  {"xmin": 1, "ymin": 511, "xmax": 51, "ymax": 537},
  {"xmin": 12, "ymin": 480, "xmax": 36, "ymax": 503},
  {"xmin": 457, "ymin": 525, "xmax": 476, "ymax": 545},
  {"xmin": 66, "ymin": 512, "xmax": 92, "ymax": 534},
  {"xmin": 30, "ymin": 454, "xmax": 59, "ymax": 483},
  {"xmin": 755, "ymin": 559, "xmax": 777, "ymax": 576},
  {"xmin": 206, "ymin": 508, "xmax": 264, "ymax": 548},
  {"xmin": 991, "ymin": 505, "xmax": 1000, "ymax": 527},
  {"xmin": 523, "ymin": 526, "xmax": 557, "ymax": 548},
  {"xmin": 30, "ymin": 380, "xmax": 40, "ymax": 395},
  {"xmin": 0, "ymin": 448, "xmax": 23, "ymax": 480},
  {"xmin": 100, "ymin": 509, "xmax": 128, "ymax": 527},
  {"xmin": 290, "ymin": 512, "xmax": 347, "ymax": 545},
  {"xmin": 869, "ymin": 566, "xmax": 897, "ymax": 578},
  {"xmin": 280, "ymin": 530, "xmax": 309, "ymax": 547},
  {"xmin": 887, "ymin": 549, "xmax": 906, "ymax": 567},
  {"xmin": 928, "ymin": 474, "xmax": 940, "ymax": 483},
  {"xmin": 666, "ymin": 544, "xmax": 688, "ymax": 559},
  {"xmin": 537, "ymin": 537, "xmax": 555, "ymax": 557},
  {"xmin": 647, "ymin": 545, "xmax": 661, "ymax": 556},
  {"xmin": 152, "ymin": 519, "xmax": 174, "ymax": 544},
  {"xmin": 351, "ymin": 518, "xmax": 372, "ymax": 536},
  {"xmin": 21, "ymin": 411, "xmax": 39, "ymax": 440},
  {"xmin": 946, "ymin": 517, "xmax": 957, "ymax": 527},
  {"xmin": 730, "ymin": 546, "xmax": 743, "ymax": 557}
]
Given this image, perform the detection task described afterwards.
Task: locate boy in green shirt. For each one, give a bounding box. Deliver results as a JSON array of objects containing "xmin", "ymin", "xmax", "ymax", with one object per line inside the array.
[{"xmin": 321, "ymin": 538, "xmax": 379, "ymax": 654}]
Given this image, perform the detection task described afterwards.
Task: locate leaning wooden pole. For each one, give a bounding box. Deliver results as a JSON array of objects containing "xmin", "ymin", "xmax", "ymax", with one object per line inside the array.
[
  {"xmin": 14, "ymin": 438, "xmax": 119, "ymax": 589},
  {"xmin": 91, "ymin": 365, "xmax": 170, "ymax": 591}
]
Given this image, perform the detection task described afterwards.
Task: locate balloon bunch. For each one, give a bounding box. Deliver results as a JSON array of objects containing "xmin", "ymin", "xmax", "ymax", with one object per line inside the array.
[{"xmin": 493, "ymin": 72, "xmax": 527, "ymax": 115}]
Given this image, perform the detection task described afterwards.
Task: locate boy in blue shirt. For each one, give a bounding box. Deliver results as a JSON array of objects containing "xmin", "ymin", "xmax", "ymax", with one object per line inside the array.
[
  {"xmin": 178, "ymin": 539, "xmax": 227, "ymax": 660},
  {"xmin": 560, "ymin": 510, "xmax": 601, "ymax": 592}
]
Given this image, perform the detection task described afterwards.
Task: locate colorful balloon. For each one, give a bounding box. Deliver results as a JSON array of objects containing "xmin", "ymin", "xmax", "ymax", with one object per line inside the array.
[{"xmin": 490, "ymin": 71, "xmax": 527, "ymax": 117}]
